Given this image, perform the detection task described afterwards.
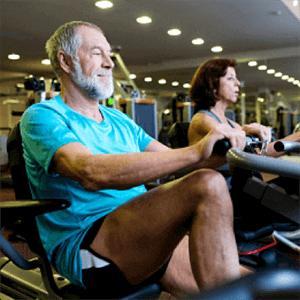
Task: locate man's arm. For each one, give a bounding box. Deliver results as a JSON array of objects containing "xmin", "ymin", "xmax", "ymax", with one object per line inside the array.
[
  {"xmin": 52, "ymin": 140, "xmax": 199, "ymax": 191},
  {"xmin": 52, "ymin": 125, "xmax": 245, "ymax": 191}
]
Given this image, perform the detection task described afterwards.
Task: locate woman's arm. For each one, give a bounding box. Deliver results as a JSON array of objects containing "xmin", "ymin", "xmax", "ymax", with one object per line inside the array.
[{"xmin": 188, "ymin": 113, "xmax": 245, "ymax": 169}]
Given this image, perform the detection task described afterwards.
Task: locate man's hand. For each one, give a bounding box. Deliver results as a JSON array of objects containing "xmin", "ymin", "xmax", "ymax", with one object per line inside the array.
[
  {"xmin": 242, "ymin": 123, "xmax": 272, "ymax": 142},
  {"xmin": 197, "ymin": 124, "xmax": 246, "ymax": 161}
]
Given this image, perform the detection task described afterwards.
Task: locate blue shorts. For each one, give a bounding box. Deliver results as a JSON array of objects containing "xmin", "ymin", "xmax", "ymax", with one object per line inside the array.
[{"xmin": 80, "ymin": 217, "xmax": 171, "ymax": 299}]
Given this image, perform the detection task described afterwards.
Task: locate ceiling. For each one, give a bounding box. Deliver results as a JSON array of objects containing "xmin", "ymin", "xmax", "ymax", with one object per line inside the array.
[{"xmin": 1, "ymin": 0, "xmax": 300, "ymax": 102}]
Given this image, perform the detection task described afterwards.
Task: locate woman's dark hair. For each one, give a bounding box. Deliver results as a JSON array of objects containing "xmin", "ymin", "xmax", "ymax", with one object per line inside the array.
[{"xmin": 190, "ymin": 57, "xmax": 237, "ymax": 113}]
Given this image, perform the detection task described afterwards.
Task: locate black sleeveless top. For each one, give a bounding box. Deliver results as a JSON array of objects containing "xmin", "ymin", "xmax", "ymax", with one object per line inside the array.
[{"xmin": 197, "ymin": 109, "xmax": 234, "ymax": 189}]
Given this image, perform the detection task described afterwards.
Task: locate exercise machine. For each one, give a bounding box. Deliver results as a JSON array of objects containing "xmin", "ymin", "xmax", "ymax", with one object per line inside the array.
[
  {"xmin": 119, "ymin": 98, "xmax": 158, "ymax": 140},
  {"xmin": 1, "ymin": 124, "xmax": 299, "ymax": 299},
  {"xmin": 0, "ymin": 122, "xmax": 162, "ymax": 299},
  {"xmin": 168, "ymin": 122, "xmax": 299, "ymax": 270}
]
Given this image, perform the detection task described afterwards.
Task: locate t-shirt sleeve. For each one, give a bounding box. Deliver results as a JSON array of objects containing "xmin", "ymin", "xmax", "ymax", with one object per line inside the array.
[
  {"xmin": 20, "ymin": 104, "xmax": 80, "ymax": 174},
  {"xmin": 119, "ymin": 112, "xmax": 154, "ymax": 151},
  {"xmin": 136, "ymin": 125, "xmax": 154, "ymax": 151}
]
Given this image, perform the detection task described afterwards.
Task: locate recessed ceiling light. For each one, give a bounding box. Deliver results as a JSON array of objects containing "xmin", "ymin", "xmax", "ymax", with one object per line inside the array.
[
  {"xmin": 8, "ymin": 53, "xmax": 20, "ymax": 60},
  {"xmin": 192, "ymin": 38, "xmax": 204, "ymax": 45},
  {"xmin": 129, "ymin": 74, "xmax": 136, "ymax": 79},
  {"xmin": 183, "ymin": 83, "xmax": 190, "ymax": 88},
  {"xmin": 167, "ymin": 29, "xmax": 181, "ymax": 36},
  {"xmin": 293, "ymin": 0, "xmax": 298, "ymax": 7},
  {"xmin": 258, "ymin": 65, "xmax": 267, "ymax": 70},
  {"xmin": 158, "ymin": 79, "xmax": 166, "ymax": 85},
  {"xmin": 41, "ymin": 59, "xmax": 51, "ymax": 65},
  {"xmin": 248, "ymin": 61, "xmax": 257, "ymax": 67},
  {"xmin": 274, "ymin": 72, "xmax": 282, "ymax": 77},
  {"xmin": 211, "ymin": 46, "xmax": 223, "ymax": 53},
  {"xmin": 95, "ymin": 1, "xmax": 113, "ymax": 9},
  {"xmin": 144, "ymin": 77, "xmax": 152, "ymax": 82},
  {"xmin": 281, "ymin": 75, "xmax": 289, "ymax": 80},
  {"xmin": 288, "ymin": 77, "xmax": 295, "ymax": 82},
  {"xmin": 293, "ymin": 80, "xmax": 300, "ymax": 85},
  {"xmin": 136, "ymin": 16, "xmax": 152, "ymax": 24},
  {"xmin": 267, "ymin": 69, "xmax": 275, "ymax": 74},
  {"xmin": 171, "ymin": 81, "xmax": 179, "ymax": 86}
]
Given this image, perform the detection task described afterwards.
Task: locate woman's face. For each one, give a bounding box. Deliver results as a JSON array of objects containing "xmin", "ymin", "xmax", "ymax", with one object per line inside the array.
[{"xmin": 216, "ymin": 67, "xmax": 240, "ymax": 103}]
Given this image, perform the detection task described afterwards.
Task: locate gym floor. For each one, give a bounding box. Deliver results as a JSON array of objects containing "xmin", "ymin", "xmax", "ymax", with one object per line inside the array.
[{"xmin": 1, "ymin": 166, "xmax": 299, "ymax": 299}]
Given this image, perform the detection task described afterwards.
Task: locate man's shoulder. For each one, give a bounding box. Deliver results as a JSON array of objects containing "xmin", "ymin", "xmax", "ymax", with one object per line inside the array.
[{"xmin": 23, "ymin": 95, "xmax": 65, "ymax": 117}]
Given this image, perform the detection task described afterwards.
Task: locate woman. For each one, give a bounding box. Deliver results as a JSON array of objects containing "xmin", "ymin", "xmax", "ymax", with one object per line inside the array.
[{"xmin": 188, "ymin": 57, "xmax": 300, "ymax": 210}]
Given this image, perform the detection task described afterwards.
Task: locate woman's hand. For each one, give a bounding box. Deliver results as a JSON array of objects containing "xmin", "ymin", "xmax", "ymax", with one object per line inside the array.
[{"xmin": 242, "ymin": 123, "xmax": 272, "ymax": 142}]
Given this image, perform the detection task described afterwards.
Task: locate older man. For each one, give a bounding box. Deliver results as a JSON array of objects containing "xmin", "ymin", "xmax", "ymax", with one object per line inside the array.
[{"xmin": 20, "ymin": 21, "xmax": 250, "ymax": 298}]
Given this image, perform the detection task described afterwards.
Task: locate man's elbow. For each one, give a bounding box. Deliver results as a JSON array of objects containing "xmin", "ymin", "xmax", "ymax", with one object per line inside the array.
[{"xmin": 79, "ymin": 163, "xmax": 101, "ymax": 191}]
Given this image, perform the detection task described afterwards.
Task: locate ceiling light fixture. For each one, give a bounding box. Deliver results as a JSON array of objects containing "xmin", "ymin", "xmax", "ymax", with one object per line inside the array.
[
  {"xmin": 144, "ymin": 77, "xmax": 152, "ymax": 82},
  {"xmin": 192, "ymin": 38, "xmax": 204, "ymax": 45},
  {"xmin": 171, "ymin": 81, "xmax": 179, "ymax": 86},
  {"xmin": 274, "ymin": 72, "xmax": 282, "ymax": 77},
  {"xmin": 258, "ymin": 65, "xmax": 267, "ymax": 70},
  {"xmin": 248, "ymin": 61, "xmax": 257, "ymax": 67},
  {"xmin": 95, "ymin": 1, "xmax": 113, "ymax": 9},
  {"xmin": 41, "ymin": 59, "xmax": 51, "ymax": 65},
  {"xmin": 293, "ymin": 0, "xmax": 298, "ymax": 7},
  {"xmin": 158, "ymin": 79, "xmax": 166, "ymax": 84},
  {"xmin": 267, "ymin": 69, "xmax": 275, "ymax": 74},
  {"xmin": 183, "ymin": 83, "xmax": 190, "ymax": 88},
  {"xmin": 8, "ymin": 53, "xmax": 20, "ymax": 60},
  {"xmin": 293, "ymin": 80, "xmax": 299, "ymax": 85},
  {"xmin": 211, "ymin": 46, "xmax": 223, "ymax": 53},
  {"xmin": 136, "ymin": 16, "xmax": 152, "ymax": 24},
  {"xmin": 129, "ymin": 74, "xmax": 136, "ymax": 79},
  {"xmin": 167, "ymin": 29, "xmax": 181, "ymax": 36},
  {"xmin": 281, "ymin": 75, "xmax": 289, "ymax": 80},
  {"xmin": 288, "ymin": 77, "xmax": 295, "ymax": 82}
]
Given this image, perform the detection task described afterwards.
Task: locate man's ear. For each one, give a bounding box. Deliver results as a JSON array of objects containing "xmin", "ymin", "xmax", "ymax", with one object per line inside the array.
[{"xmin": 57, "ymin": 50, "xmax": 73, "ymax": 74}]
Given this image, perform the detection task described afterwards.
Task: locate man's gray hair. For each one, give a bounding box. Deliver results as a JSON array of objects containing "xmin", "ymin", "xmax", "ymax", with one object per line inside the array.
[{"xmin": 46, "ymin": 21, "xmax": 103, "ymax": 80}]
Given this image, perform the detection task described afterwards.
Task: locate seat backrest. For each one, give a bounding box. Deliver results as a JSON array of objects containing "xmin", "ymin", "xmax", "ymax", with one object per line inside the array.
[
  {"xmin": 7, "ymin": 122, "xmax": 32, "ymax": 200},
  {"xmin": 167, "ymin": 122, "xmax": 190, "ymax": 148}
]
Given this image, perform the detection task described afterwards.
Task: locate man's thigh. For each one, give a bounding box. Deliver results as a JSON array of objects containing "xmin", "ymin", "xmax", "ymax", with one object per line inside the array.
[{"xmin": 89, "ymin": 169, "xmax": 230, "ymax": 284}]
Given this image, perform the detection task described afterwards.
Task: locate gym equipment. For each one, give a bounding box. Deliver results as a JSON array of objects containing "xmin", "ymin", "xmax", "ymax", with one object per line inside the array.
[
  {"xmin": 1, "ymin": 122, "xmax": 298, "ymax": 299},
  {"xmin": 193, "ymin": 268, "xmax": 300, "ymax": 299},
  {"xmin": 176, "ymin": 102, "xmax": 195, "ymax": 123},
  {"xmin": 119, "ymin": 98, "xmax": 158, "ymax": 140},
  {"xmin": 0, "ymin": 127, "xmax": 13, "ymax": 188},
  {"xmin": 168, "ymin": 122, "xmax": 299, "ymax": 270},
  {"xmin": 24, "ymin": 77, "xmax": 45, "ymax": 93},
  {"xmin": 0, "ymin": 122, "xmax": 162, "ymax": 299},
  {"xmin": 0, "ymin": 200, "xmax": 162, "ymax": 300}
]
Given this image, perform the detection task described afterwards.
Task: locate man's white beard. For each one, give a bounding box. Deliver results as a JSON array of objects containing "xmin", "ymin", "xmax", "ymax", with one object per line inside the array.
[{"xmin": 71, "ymin": 59, "xmax": 114, "ymax": 101}]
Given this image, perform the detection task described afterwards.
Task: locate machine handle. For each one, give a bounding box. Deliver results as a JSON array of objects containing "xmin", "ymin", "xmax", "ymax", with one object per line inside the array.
[
  {"xmin": 226, "ymin": 148, "xmax": 300, "ymax": 179},
  {"xmin": 274, "ymin": 141, "xmax": 300, "ymax": 153},
  {"xmin": 213, "ymin": 136, "xmax": 259, "ymax": 156}
]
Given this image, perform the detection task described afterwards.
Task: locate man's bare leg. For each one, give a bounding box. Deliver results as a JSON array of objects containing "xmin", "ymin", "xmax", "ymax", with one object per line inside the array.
[{"xmin": 90, "ymin": 169, "xmax": 249, "ymax": 293}]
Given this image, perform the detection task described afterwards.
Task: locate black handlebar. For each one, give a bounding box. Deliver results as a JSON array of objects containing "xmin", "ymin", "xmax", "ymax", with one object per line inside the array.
[
  {"xmin": 213, "ymin": 136, "xmax": 259, "ymax": 156},
  {"xmin": 274, "ymin": 141, "xmax": 300, "ymax": 153}
]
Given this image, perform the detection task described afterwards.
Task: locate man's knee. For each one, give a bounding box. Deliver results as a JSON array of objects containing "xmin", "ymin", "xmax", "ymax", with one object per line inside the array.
[
  {"xmin": 183, "ymin": 169, "xmax": 228, "ymax": 196},
  {"xmin": 182, "ymin": 169, "xmax": 233, "ymax": 213}
]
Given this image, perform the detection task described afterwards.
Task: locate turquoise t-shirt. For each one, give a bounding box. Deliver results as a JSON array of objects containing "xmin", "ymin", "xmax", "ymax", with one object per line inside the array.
[{"xmin": 20, "ymin": 95, "xmax": 154, "ymax": 287}]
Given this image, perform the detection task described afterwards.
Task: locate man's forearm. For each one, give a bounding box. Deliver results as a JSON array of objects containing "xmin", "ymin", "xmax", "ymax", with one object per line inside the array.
[{"xmin": 81, "ymin": 147, "xmax": 200, "ymax": 191}]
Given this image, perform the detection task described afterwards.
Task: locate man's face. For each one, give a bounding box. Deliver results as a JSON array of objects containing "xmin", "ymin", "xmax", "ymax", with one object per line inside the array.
[{"xmin": 71, "ymin": 26, "xmax": 115, "ymax": 101}]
